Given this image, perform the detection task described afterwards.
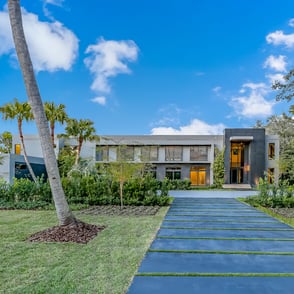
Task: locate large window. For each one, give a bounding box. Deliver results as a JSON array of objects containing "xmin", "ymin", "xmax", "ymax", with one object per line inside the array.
[
  {"xmin": 165, "ymin": 146, "xmax": 182, "ymax": 161},
  {"xmin": 96, "ymin": 146, "xmax": 109, "ymax": 161},
  {"xmin": 141, "ymin": 146, "xmax": 158, "ymax": 161},
  {"xmin": 117, "ymin": 146, "xmax": 134, "ymax": 161},
  {"xmin": 165, "ymin": 167, "xmax": 181, "ymax": 180},
  {"xmin": 190, "ymin": 146, "xmax": 208, "ymax": 161},
  {"xmin": 268, "ymin": 143, "xmax": 275, "ymax": 160}
]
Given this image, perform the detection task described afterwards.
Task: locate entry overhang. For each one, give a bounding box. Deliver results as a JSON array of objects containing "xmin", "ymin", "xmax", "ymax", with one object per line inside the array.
[{"xmin": 230, "ymin": 136, "xmax": 253, "ymax": 142}]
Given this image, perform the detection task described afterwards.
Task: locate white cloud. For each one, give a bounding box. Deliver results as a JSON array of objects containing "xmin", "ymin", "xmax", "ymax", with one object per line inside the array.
[
  {"xmin": 266, "ymin": 30, "xmax": 294, "ymax": 48},
  {"xmin": 42, "ymin": 0, "xmax": 65, "ymax": 19},
  {"xmin": 44, "ymin": 0, "xmax": 64, "ymax": 6},
  {"xmin": 151, "ymin": 119, "xmax": 225, "ymax": 135},
  {"xmin": 212, "ymin": 86, "xmax": 222, "ymax": 94},
  {"xmin": 91, "ymin": 96, "xmax": 106, "ymax": 106},
  {"xmin": 84, "ymin": 38, "xmax": 139, "ymax": 93},
  {"xmin": 266, "ymin": 73, "xmax": 285, "ymax": 84},
  {"xmin": 289, "ymin": 18, "xmax": 294, "ymax": 28},
  {"xmin": 230, "ymin": 83, "xmax": 275, "ymax": 118},
  {"xmin": 0, "ymin": 10, "xmax": 13, "ymax": 55},
  {"xmin": 0, "ymin": 7, "xmax": 78, "ymax": 72},
  {"xmin": 263, "ymin": 55, "xmax": 287, "ymax": 72}
]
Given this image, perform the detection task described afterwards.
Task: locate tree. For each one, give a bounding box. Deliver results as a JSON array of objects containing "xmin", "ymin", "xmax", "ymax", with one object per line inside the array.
[
  {"xmin": 106, "ymin": 145, "xmax": 145, "ymax": 208},
  {"xmin": 44, "ymin": 102, "xmax": 68, "ymax": 147},
  {"xmin": 272, "ymin": 69, "xmax": 294, "ymax": 102},
  {"xmin": 261, "ymin": 114, "xmax": 294, "ymax": 184},
  {"xmin": 60, "ymin": 118, "xmax": 98, "ymax": 165},
  {"xmin": 0, "ymin": 131, "xmax": 12, "ymax": 153},
  {"xmin": 212, "ymin": 147, "xmax": 224, "ymax": 188},
  {"xmin": 0, "ymin": 98, "xmax": 37, "ymax": 181},
  {"xmin": 8, "ymin": 0, "xmax": 76, "ymax": 225}
]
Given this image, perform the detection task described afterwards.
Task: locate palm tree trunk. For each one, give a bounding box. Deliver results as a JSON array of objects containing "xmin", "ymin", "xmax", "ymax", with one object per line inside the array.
[
  {"xmin": 18, "ymin": 118, "xmax": 37, "ymax": 182},
  {"xmin": 75, "ymin": 137, "xmax": 83, "ymax": 165},
  {"xmin": 50, "ymin": 121, "xmax": 55, "ymax": 147},
  {"xmin": 8, "ymin": 0, "xmax": 76, "ymax": 225}
]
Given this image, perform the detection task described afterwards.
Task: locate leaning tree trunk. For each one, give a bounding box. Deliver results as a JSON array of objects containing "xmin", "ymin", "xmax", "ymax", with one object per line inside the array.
[
  {"xmin": 8, "ymin": 0, "xmax": 76, "ymax": 225},
  {"xmin": 18, "ymin": 118, "xmax": 37, "ymax": 182},
  {"xmin": 50, "ymin": 121, "xmax": 55, "ymax": 147},
  {"xmin": 75, "ymin": 137, "xmax": 83, "ymax": 165}
]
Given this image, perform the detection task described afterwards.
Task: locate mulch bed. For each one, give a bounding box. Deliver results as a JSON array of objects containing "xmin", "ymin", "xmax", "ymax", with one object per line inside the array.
[
  {"xmin": 27, "ymin": 205, "xmax": 161, "ymax": 244},
  {"xmin": 27, "ymin": 221, "xmax": 106, "ymax": 244},
  {"xmin": 268, "ymin": 207, "xmax": 294, "ymax": 218}
]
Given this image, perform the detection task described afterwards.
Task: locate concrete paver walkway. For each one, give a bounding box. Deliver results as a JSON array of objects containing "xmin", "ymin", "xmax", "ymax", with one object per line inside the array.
[{"xmin": 127, "ymin": 194, "xmax": 294, "ymax": 294}]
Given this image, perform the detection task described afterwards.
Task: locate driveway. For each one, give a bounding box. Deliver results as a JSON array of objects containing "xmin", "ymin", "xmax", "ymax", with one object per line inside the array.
[{"xmin": 127, "ymin": 192, "xmax": 294, "ymax": 294}]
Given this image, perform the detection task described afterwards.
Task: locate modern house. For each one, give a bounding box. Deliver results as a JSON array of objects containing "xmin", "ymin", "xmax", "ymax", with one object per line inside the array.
[{"xmin": 0, "ymin": 128, "xmax": 279, "ymax": 188}]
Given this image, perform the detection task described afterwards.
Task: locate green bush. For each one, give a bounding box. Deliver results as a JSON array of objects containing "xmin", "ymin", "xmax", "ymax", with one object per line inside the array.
[
  {"xmin": 0, "ymin": 172, "xmax": 172, "ymax": 208},
  {"xmin": 245, "ymin": 177, "xmax": 294, "ymax": 208}
]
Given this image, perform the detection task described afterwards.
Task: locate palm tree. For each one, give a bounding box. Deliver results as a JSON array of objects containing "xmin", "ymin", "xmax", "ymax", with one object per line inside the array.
[
  {"xmin": 60, "ymin": 118, "xmax": 98, "ymax": 165},
  {"xmin": 8, "ymin": 0, "xmax": 76, "ymax": 225},
  {"xmin": 0, "ymin": 131, "xmax": 12, "ymax": 154},
  {"xmin": 44, "ymin": 102, "xmax": 68, "ymax": 147},
  {"xmin": 0, "ymin": 98, "xmax": 37, "ymax": 181}
]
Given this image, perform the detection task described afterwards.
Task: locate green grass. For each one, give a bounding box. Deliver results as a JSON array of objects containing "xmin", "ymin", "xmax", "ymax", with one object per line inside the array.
[
  {"xmin": 255, "ymin": 206, "xmax": 294, "ymax": 227},
  {"xmin": 0, "ymin": 208, "xmax": 168, "ymax": 294},
  {"xmin": 238, "ymin": 198, "xmax": 294, "ymax": 228}
]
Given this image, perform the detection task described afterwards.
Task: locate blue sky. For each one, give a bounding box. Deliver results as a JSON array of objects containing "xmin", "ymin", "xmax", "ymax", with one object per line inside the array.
[{"xmin": 0, "ymin": 0, "xmax": 294, "ymax": 136}]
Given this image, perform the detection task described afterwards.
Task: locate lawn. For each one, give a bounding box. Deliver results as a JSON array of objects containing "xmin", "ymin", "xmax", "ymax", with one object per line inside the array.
[{"xmin": 0, "ymin": 207, "xmax": 168, "ymax": 294}]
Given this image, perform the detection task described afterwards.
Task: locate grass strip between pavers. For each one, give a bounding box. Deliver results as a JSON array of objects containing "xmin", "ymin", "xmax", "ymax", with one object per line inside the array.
[
  {"xmin": 169, "ymin": 209, "xmax": 257, "ymax": 212},
  {"xmin": 167, "ymin": 214, "xmax": 271, "ymax": 218},
  {"xmin": 164, "ymin": 219, "xmax": 279, "ymax": 224},
  {"xmin": 135, "ymin": 272, "xmax": 294, "ymax": 277},
  {"xmin": 157, "ymin": 236, "xmax": 294, "ymax": 241},
  {"xmin": 148, "ymin": 249, "xmax": 294, "ymax": 256},
  {"xmin": 160, "ymin": 226, "xmax": 293, "ymax": 231}
]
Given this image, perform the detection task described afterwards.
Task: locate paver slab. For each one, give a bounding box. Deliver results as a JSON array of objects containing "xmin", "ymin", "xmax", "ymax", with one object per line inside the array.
[
  {"xmin": 127, "ymin": 276, "xmax": 294, "ymax": 294},
  {"xmin": 138, "ymin": 252, "xmax": 294, "ymax": 273},
  {"xmin": 150, "ymin": 238, "xmax": 294, "ymax": 252},
  {"xmin": 161, "ymin": 221, "xmax": 291, "ymax": 229},
  {"xmin": 158, "ymin": 228, "xmax": 294, "ymax": 239}
]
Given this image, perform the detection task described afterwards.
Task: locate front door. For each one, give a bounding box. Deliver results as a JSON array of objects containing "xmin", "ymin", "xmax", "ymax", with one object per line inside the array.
[
  {"xmin": 230, "ymin": 143, "xmax": 245, "ymax": 184},
  {"xmin": 190, "ymin": 167, "xmax": 206, "ymax": 186}
]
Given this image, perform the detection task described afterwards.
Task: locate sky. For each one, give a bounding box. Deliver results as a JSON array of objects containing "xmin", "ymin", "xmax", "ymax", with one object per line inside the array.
[{"xmin": 1, "ymin": 0, "xmax": 294, "ymax": 136}]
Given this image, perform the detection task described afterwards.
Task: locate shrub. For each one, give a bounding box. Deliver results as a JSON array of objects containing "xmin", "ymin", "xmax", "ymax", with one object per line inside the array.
[{"xmin": 245, "ymin": 177, "xmax": 294, "ymax": 208}]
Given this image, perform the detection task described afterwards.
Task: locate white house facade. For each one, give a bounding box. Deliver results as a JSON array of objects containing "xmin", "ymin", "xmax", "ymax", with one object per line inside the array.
[{"xmin": 0, "ymin": 128, "xmax": 279, "ymax": 187}]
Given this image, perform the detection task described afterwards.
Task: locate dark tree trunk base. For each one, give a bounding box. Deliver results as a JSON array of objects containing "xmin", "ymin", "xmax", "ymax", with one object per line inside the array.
[{"xmin": 27, "ymin": 221, "xmax": 106, "ymax": 244}]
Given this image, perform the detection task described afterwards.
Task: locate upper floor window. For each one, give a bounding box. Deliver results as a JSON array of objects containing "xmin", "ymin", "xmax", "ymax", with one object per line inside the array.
[
  {"xmin": 190, "ymin": 146, "xmax": 208, "ymax": 161},
  {"xmin": 96, "ymin": 146, "xmax": 109, "ymax": 161},
  {"xmin": 268, "ymin": 143, "xmax": 275, "ymax": 160},
  {"xmin": 165, "ymin": 146, "xmax": 182, "ymax": 161},
  {"xmin": 141, "ymin": 146, "xmax": 158, "ymax": 161},
  {"xmin": 117, "ymin": 146, "xmax": 134, "ymax": 161}
]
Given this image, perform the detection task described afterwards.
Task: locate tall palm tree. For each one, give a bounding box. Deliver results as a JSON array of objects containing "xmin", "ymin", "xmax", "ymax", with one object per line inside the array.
[
  {"xmin": 60, "ymin": 118, "xmax": 98, "ymax": 165},
  {"xmin": 44, "ymin": 102, "xmax": 68, "ymax": 147},
  {"xmin": 0, "ymin": 98, "xmax": 37, "ymax": 182},
  {"xmin": 8, "ymin": 0, "xmax": 76, "ymax": 225}
]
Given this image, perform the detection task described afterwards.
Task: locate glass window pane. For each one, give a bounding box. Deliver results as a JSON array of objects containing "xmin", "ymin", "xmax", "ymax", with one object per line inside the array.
[
  {"xmin": 268, "ymin": 143, "xmax": 275, "ymax": 160},
  {"xmin": 165, "ymin": 147, "xmax": 182, "ymax": 161},
  {"xmin": 190, "ymin": 146, "xmax": 208, "ymax": 161}
]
